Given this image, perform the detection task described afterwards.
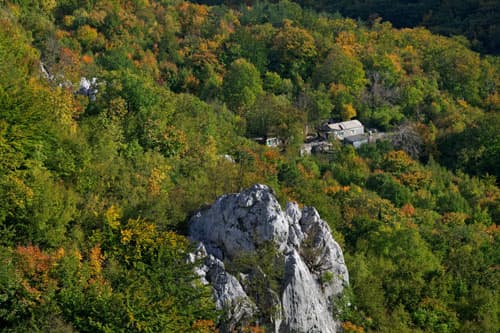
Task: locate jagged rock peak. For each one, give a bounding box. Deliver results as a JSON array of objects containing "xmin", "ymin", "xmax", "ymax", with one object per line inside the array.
[{"xmin": 189, "ymin": 184, "xmax": 349, "ymax": 333}]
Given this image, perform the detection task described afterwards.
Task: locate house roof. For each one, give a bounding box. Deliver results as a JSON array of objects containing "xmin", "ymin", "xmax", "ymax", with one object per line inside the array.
[{"xmin": 326, "ymin": 120, "xmax": 363, "ymax": 131}]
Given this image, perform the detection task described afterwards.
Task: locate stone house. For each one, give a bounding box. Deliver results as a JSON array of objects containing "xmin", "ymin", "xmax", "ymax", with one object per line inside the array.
[{"xmin": 318, "ymin": 120, "xmax": 364, "ymax": 140}]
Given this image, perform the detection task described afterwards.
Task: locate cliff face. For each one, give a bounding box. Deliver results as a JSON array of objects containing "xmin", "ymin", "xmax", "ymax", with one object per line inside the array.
[{"xmin": 189, "ymin": 184, "xmax": 349, "ymax": 332}]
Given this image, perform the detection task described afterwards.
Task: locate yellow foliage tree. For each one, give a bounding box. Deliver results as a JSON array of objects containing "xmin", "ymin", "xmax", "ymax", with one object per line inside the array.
[{"xmin": 340, "ymin": 103, "xmax": 357, "ymax": 120}]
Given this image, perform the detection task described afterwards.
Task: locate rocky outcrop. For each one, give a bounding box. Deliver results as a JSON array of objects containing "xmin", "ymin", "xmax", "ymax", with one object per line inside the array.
[
  {"xmin": 189, "ymin": 184, "xmax": 349, "ymax": 332},
  {"xmin": 39, "ymin": 62, "xmax": 99, "ymax": 100},
  {"xmin": 77, "ymin": 77, "xmax": 99, "ymax": 101}
]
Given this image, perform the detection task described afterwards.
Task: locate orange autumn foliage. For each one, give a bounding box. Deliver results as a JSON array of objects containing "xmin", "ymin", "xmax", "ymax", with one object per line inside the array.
[
  {"xmin": 401, "ymin": 203, "xmax": 415, "ymax": 217},
  {"xmin": 192, "ymin": 319, "xmax": 218, "ymax": 332},
  {"xmin": 342, "ymin": 321, "xmax": 365, "ymax": 333},
  {"xmin": 15, "ymin": 245, "xmax": 64, "ymax": 299},
  {"xmin": 81, "ymin": 54, "xmax": 93, "ymax": 64},
  {"xmin": 324, "ymin": 185, "xmax": 351, "ymax": 195}
]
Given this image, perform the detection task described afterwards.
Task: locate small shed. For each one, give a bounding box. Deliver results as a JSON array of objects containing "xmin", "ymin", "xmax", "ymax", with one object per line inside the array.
[{"xmin": 318, "ymin": 120, "xmax": 364, "ymax": 140}]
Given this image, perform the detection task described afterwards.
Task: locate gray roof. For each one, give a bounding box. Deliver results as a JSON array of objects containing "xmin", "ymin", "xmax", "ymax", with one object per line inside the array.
[{"xmin": 326, "ymin": 120, "xmax": 363, "ymax": 131}]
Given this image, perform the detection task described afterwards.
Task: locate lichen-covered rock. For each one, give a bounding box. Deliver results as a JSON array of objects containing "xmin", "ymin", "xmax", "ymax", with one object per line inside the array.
[{"xmin": 189, "ymin": 184, "xmax": 349, "ymax": 332}]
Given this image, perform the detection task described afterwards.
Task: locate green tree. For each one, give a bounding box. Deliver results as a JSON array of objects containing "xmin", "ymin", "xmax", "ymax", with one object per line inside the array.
[
  {"xmin": 271, "ymin": 19, "xmax": 317, "ymax": 78},
  {"xmin": 438, "ymin": 113, "xmax": 500, "ymax": 180},
  {"xmin": 313, "ymin": 45, "xmax": 366, "ymax": 97},
  {"xmin": 222, "ymin": 58, "xmax": 263, "ymax": 112}
]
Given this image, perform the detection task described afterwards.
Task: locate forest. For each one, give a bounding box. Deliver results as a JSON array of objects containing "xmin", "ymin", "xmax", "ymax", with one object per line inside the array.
[
  {"xmin": 0, "ymin": 0, "xmax": 498, "ymax": 332},
  {"xmin": 201, "ymin": 0, "xmax": 500, "ymax": 54},
  {"xmin": 289, "ymin": 0, "xmax": 500, "ymax": 55}
]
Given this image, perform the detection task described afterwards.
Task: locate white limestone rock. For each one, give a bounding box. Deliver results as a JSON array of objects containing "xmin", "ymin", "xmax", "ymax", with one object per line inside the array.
[
  {"xmin": 281, "ymin": 250, "xmax": 338, "ymax": 333},
  {"xmin": 190, "ymin": 184, "xmax": 289, "ymax": 259},
  {"xmin": 189, "ymin": 184, "xmax": 349, "ymax": 333},
  {"xmin": 191, "ymin": 250, "xmax": 257, "ymax": 331},
  {"xmin": 204, "ymin": 255, "xmax": 257, "ymax": 329}
]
